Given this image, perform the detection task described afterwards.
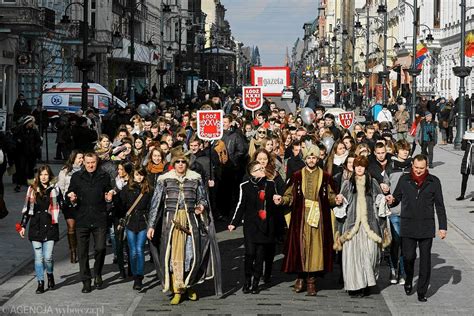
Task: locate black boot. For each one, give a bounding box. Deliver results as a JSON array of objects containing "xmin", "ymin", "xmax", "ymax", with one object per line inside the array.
[
  {"xmin": 119, "ymin": 269, "xmax": 127, "ymax": 279},
  {"xmin": 47, "ymin": 273, "xmax": 55, "ymax": 290},
  {"xmin": 94, "ymin": 276, "xmax": 103, "ymax": 289},
  {"xmin": 134, "ymin": 275, "xmax": 143, "ymax": 291},
  {"xmin": 36, "ymin": 281, "xmax": 45, "ymax": 294},
  {"xmin": 251, "ymin": 278, "xmax": 260, "ymax": 294},
  {"xmin": 82, "ymin": 280, "xmax": 92, "ymax": 293},
  {"xmin": 242, "ymin": 277, "xmax": 251, "ymax": 294}
]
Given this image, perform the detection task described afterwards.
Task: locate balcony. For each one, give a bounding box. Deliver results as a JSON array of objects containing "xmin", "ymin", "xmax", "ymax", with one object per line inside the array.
[{"xmin": 0, "ymin": 6, "xmax": 55, "ymax": 33}]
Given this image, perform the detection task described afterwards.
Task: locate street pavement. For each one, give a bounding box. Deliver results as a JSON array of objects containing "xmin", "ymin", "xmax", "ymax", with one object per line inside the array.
[{"xmin": 0, "ymin": 130, "xmax": 473, "ymax": 315}]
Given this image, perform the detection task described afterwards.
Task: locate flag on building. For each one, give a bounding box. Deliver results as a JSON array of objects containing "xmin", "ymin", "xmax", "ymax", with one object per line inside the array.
[
  {"xmin": 465, "ymin": 32, "xmax": 474, "ymax": 57},
  {"xmin": 415, "ymin": 43, "xmax": 428, "ymax": 70}
]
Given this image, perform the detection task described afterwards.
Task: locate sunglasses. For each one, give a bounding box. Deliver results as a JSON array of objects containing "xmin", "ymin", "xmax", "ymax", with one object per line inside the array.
[
  {"xmin": 175, "ymin": 160, "xmax": 187, "ymax": 164},
  {"xmin": 258, "ymin": 131, "xmax": 266, "ymax": 134}
]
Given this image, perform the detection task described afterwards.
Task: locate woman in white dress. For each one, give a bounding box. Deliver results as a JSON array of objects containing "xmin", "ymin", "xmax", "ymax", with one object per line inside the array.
[{"xmin": 334, "ymin": 155, "xmax": 391, "ymax": 297}]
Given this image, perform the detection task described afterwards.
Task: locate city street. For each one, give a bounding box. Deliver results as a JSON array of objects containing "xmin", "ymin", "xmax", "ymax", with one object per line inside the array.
[
  {"xmin": 2, "ymin": 0, "xmax": 474, "ymax": 315},
  {"xmin": 0, "ymin": 140, "xmax": 472, "ymax": 315}
]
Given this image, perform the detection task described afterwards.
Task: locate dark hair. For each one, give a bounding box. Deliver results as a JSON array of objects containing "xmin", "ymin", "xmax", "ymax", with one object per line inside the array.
[
  {"xmin": 413, "ymin": 154, "xmax": 428, "ymax": 163},
  {"xmin": 291, "ymin": 140, "xmax": 302, "ymax": 149},
  {"xmin": 128, "ymin": 166, "xmax": 151, "ymax": 194},
  {"xmin": 374, "ymin": 142, "xmax": 386, "ymax": 150},
  {"xmin": 247, "ymin": 160, "xmax": 262, "ymax": 175},
  {"xmin": 62, "ymin": 150, "xmax": 83, "ymax": 173},
  {"xmin": 350, "ymin": 169, "xmax": 372, "ymax": 195}
]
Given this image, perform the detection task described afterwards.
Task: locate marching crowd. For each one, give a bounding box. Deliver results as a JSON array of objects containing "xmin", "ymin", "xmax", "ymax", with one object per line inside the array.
[{"xmin": 2, "ymin": 91, "xmax": 458, "ymax": 305}]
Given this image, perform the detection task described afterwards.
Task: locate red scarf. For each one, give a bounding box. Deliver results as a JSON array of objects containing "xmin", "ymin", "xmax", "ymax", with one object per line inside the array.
[{"xmin": 410, "ymin": 169, "xmax": 429, "ymax": 187}]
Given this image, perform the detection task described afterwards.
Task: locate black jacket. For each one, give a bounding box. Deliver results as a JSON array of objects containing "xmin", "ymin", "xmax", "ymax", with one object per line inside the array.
[
  {"xmin": 230, "ymin": 177, "xmax": 278, "ymax": 243},
  {"xmin": 67, "ymin": 169, "xmax": 112, "ymax": 228},
  {"xmin": 71, "ymin": 126, "xmax": 97, "ymax": 152},
  {"xmin": 392, "ymin": 173, "xmax": 447, "ymax": 238},
  {"xmin": 20, "ymin": 189, "xmax": 59, "ymax": 242},
  {"xmin": 222, "ymin": 127, "xmax": 246, "ymax": 167},
  {"xmin": 286, "ymin": 155, "xmax": 305, "ymax": 181},
  {"xmin": 460, "ymin": 140, "xmax": 474, "ymax": 175},
  {"xmin": 368, "ymin": 154, "xmax": 392, "ymax": 184},
  {"xmin": 118, "ymin": 185, "xmax": 152, "ymax": 233}
]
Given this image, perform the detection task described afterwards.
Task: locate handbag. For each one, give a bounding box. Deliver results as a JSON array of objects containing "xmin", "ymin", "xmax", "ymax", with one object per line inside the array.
[{"xmin": 116, "ymin": 193, "xmax": 144, "ymax": 240}]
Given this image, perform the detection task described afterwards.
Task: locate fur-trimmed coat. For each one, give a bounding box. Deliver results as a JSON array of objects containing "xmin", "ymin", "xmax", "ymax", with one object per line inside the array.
[
  {"xmin": 148, "ymin": 169, "xmax": 222, "ymax": 296},
  {"xmin": 334, "ymin": 176, "xmax": 390, "ymax": 251}
]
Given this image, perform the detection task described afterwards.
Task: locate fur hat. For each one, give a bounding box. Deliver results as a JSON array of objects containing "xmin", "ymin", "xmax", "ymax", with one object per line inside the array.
[
  {"xmin": 302, "ymin": 144, "xmax": 320, "ymax": 160},
  {"xmin": 170, "ymin": 146, "xmax": 190, "ymax": 166}
]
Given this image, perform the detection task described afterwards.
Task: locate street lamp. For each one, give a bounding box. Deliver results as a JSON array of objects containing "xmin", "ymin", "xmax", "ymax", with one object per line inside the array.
[
  {"xmin": 454, "ymin": 0, "xmax": 474, "ymax": 149},
  {"xmin": 60, "ymin": 0, "xmax": 93, "ymax": 111},
  {"xmin": 402, "ymin": 0, "xmax": 435, "ymax": 123}
]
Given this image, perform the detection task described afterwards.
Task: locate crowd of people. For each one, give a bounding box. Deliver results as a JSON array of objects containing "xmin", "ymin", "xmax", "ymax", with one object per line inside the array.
[{"xmin": 5, "ymin": 91, "xmax": 453, "ymax": 305}]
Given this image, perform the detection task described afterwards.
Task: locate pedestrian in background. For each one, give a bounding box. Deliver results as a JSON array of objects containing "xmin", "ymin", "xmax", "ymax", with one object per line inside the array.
[
  {"xmin": 456, "ymin": 129, "xmax": 474, "ymax": 201},
  {"xmin": 388, "ymin": 154, "xmax": 447, "ymax": 303},
  {"xmin": 17, "ymin": 165, "xmax": 62, "ymax": 294},
  {"xmin": 416, "ymin": 112, "xmax": 438, "ymax": 168},
  {"xmin": 57, "ymin": 150, "xmax": 84, "ymax": 263},
  {"xmin": 13, "ymin": 115, "xmax": 42, "ymax": 192},
  {"xmin": 394, "ymin": 103, "xmax": 410, "ymax": 140}
]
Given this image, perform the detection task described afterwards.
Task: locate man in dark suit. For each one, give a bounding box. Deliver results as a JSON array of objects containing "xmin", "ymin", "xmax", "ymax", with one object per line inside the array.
[{"xmin": 388, "ymin": 154, "xmax": 447, "ymax": 302}]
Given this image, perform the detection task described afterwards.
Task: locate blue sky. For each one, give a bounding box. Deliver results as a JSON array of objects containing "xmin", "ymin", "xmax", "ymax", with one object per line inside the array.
[{"xmin": 222, "ymin": 0, "xmax": 319, "ymax": 66}]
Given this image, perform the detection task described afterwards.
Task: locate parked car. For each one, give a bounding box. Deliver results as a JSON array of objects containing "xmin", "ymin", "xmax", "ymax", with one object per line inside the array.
[{"xmin": 281, "ymin": 86, "xmax": 294, "ymax": 100}]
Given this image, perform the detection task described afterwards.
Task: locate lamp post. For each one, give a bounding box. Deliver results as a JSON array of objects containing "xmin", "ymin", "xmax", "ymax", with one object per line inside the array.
[
  {"xmin": 377, "ymin": 1, "xmax": 390, "ymax": 106},
  {"xmin": 453, "ymin": 0, "xmax": 473, "ymax": 149},
  {"xmin": 60, "ymin": 0, "xmax": 93, "ymax": 111}
]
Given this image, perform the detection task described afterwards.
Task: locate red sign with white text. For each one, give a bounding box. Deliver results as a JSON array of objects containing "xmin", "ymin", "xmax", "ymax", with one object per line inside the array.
[
  {"xmin": 197, "ymin": 110, "xmax": 224, "ymax": 141},
  {"xmin": 242, "ymin": 86, "xmax": 263, "ymax": 111},
  {"xmin": 338, "ymin": 111, "xmax": 355, "ymax": 129}
]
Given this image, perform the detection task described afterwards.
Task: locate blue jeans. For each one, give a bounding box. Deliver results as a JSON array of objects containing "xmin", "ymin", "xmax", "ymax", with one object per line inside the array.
[
  {"xmin": 32, "ymin": 240, "xmax": 55, "ymax": 281},
  {"xmin": 389, "ymin": 215, "xmax": 405, "ymax": 276},
  {"xmin": 126, "ymin": 229, "xmax": 147, "ymax": 276}
]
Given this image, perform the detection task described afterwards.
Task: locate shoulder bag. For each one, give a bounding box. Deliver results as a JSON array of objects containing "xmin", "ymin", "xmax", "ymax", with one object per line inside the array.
[{"xmin": 116, "ymin": 192, "xmax": 144, "ymax": 240}]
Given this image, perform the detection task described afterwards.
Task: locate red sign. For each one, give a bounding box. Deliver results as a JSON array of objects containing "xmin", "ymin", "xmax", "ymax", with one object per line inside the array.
[
  {"xmin": 338, "ymin": 111, "xmax": 355, "ymax": 129},
  {"xmin": 197, "ymin": 110, "xmax": 224, "ymax": 141},
  {"xmin": 242, "ymin": 86, "xmax": 263, "ymax": 111}
]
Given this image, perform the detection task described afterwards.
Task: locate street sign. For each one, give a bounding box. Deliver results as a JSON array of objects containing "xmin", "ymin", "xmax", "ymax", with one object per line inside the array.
[
  {"xmin": 197, "ymin": 110, "xmax": 224, "ymax": 141},
  {"xmin": 338, "ymin": 111, "xmax": 355, "ymax": 129},
  {"xmin": 242, "ymin": 86, "xmax": 263, "ymax": 111},
  {"xmin": 17, "ymin": 68, "xmax": 36, "ymax": 74},
  {"xmin": 320, "ymin": 82, "xmax": 336, "ymax": 106}
]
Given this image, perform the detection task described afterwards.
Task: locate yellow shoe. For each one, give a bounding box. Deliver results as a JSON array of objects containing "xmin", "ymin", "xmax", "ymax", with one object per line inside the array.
[
  {"xmin": 187, "ymin": 288, "xmax": 199, "ymax": 301},
  {"xmin": 170, "ymin": 294, "xmax": 182, "ymax": 305}
]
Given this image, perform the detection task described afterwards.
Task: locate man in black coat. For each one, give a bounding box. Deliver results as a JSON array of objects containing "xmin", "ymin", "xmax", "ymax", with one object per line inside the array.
[
  {"xmin": 67, "ymin": 152, "xmax": 113, "ymax": 293},
  {"xmin": 388, "ymin": 154, "xmax": 447, "ymax": 302}
]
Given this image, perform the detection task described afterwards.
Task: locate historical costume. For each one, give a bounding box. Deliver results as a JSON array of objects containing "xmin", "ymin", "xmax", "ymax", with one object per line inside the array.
[
  {"xmin": 334, "ymin": 156, "xmax": 391, "ymax": 296},
  {"xmin": 148, "ymin": 151, "xmax": 221, "ymax": 305},
  {"xmin": 279, "ymin": 145, "xmax": 336, "ymax": 296}
]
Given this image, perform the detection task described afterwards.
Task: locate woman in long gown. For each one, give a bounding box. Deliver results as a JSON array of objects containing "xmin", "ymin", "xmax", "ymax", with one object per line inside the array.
[{"xmin": 334, "ymin": 156, "xmax": 391, "ymax": 297}]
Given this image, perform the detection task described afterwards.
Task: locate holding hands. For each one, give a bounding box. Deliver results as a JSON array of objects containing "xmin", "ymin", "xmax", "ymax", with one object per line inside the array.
[{"xmin": 335, "ymin": 194, "xmax": 344, "ymax": 205}]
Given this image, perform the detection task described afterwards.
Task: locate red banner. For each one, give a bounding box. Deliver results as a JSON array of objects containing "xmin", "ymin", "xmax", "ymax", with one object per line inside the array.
[
  {"xmin": 197, "ymin": 110, "xmax": 224, "ymax": 141},
  {"xmin": 242, "ymin": 86, "xmax": 263, "ymax": 111},
  {"xmin": 338, "ymin": 111, "xmax": 355, "ymax": 129}
]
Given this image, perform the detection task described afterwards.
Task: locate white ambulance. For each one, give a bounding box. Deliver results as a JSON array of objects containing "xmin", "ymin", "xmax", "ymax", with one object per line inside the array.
[{"xmin": 42, "ymin": 82, "xmax": 126, "ymax": 116}]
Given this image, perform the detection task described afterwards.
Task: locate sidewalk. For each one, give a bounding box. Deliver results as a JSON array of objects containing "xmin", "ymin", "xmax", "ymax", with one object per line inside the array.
[{"xmin": 379, "ymin": 144, "xmax": 474, "ymax": 315}]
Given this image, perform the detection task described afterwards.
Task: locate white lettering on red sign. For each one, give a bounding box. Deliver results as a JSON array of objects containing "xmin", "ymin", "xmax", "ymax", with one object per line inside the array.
[{"xmin": 197, "ymin": 110, "xmax": 223, "ymax": 141}]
